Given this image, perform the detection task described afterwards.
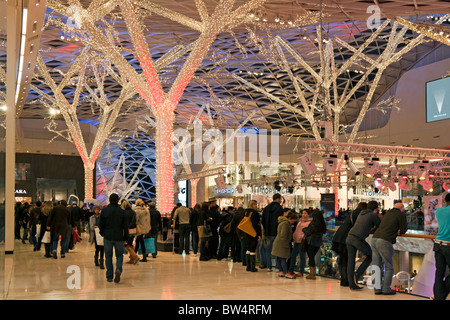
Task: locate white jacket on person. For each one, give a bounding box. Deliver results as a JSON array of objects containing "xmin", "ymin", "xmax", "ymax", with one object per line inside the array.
[{"xmin": 135, "ymin": 206, "xmax": 151, "ymax": 236}]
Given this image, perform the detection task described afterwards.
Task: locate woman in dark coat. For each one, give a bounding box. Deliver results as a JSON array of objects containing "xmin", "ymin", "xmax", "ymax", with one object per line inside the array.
[
  {"xmin": 243, "ymin": 200, "xmax": 262, "ymax": 272},
  {"xmin": 234, "ymin": 207, "xmax": 246, "ymax": 265},
  {"xmin": 198, "ymin": 202, "xmax": 212, "ymax": 261},
  {"xmin": 302, "ymin": 209, "xmax": 327, "ymax": 280},
  {"xmin": 121, "ymin": 200, "xmax": 139, "ymax": 264},
  {"xmin": 40, "ymin": 201, "xmax": 53, "ymax": 257},
  {"xmin": 332, "ymin": 202, "xmax": 367, "ymax": 286}
]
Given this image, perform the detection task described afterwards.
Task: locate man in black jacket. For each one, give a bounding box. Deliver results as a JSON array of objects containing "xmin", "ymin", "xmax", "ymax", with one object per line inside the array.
[
  {"xmin": 261, "ymin": 193, "xmax": 283, "ymax": 271},
  {"xmin": 332, "ymin": 202, "xmax": 367, "ymax": 287},
  {"xmin": 99, "ymin": 193, "xmax": 129, "ymax": 283},
  {"xmin": 346, "ymin": 200, "xmax": 381, "ymax": 290},
  {"xmin": 371, "ymin": 202, "xmax": 407, "ymax": 295},
  {"xmin": 46, "ymin": 200, "xmax": 71, "ymax": 259}
]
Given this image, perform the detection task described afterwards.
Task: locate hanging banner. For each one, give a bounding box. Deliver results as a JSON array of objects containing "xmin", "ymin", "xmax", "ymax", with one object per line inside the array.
[{"xmin": 215, "ymin": 175, "xmax": 227, "ymax": 190}]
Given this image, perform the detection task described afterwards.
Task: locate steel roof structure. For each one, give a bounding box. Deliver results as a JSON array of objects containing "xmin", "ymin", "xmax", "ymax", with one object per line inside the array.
[{"xmin": 2, "ymin": 0, "xmax": 449, "ymax": 203}]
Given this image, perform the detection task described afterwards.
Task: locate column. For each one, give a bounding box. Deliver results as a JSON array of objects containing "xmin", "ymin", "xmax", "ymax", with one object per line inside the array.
[{"xmin": 5, "ymin": 1, "xmax": 19, "ymax": 254}]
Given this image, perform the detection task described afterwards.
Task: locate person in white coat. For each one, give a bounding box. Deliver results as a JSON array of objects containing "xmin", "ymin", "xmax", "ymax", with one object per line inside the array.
[{"xmin": 134, "ymin": 199, "xmax": 151, "ymax": 262}]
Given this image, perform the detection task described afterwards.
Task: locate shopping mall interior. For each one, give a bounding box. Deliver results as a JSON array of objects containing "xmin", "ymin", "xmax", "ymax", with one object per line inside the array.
[{"xmin": 0, "ymin": 0, "xmax": 449, "ymax": 303}]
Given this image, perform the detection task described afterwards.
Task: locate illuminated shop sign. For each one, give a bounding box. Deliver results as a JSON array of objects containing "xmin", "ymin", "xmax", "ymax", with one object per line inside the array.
[
  {"xmin": 361, "ymin": 191, "xmax": 389, "ymax": 197},
  {"xmin": 215, "ymin": 188, "xmax": 237, "ymax": 194},
  {"xmin": 15, "ymin": 189, "xmax": 28, "ymax": 195}
]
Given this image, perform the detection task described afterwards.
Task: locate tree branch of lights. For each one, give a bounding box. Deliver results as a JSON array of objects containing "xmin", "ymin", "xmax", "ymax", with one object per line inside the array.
[
  {"xmin": 34, "ymin": 49, "xmax": 136, "ymax": 200},
  {"xmin": 59, "ymin": 0, "xmax": 267, "ymax": 213},
  {"xmin": 97, "ymin": 154, "xmax": 145, "ymax": 205},
  {"xmin": 173, "ymin": 104, "xmax": 257, "ymax": 205},
  {"xmin": 233, "ymin": 19, "xmax": 426, "ymax": 146},
  {"xmin": 395, "ymin": 15, "xmax": 450, "ymax": 46}
]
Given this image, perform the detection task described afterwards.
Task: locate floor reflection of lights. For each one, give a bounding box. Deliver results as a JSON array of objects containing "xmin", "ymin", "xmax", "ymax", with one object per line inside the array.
[{"xmin": 3, "ymin": 235, "xmax": 427, "ymax": 300}]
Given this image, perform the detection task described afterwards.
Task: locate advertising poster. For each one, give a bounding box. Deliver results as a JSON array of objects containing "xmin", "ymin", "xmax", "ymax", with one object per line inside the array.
[
  {"xmin": 423, "ymin": 195, "xmax": 442, "ymax": 235},
  {"xmin": 321, "ymin": 193, "xmax": 335, "ymax": 228}
]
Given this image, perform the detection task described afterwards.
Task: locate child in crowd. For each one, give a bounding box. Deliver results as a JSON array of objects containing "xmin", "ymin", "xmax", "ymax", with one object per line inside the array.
[{"xmin": 89, "ymin": 206, "xmax": 104, "ymax": 269}]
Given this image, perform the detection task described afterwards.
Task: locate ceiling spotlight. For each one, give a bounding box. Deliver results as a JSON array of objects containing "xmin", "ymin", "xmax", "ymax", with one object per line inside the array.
[
  {"xmin": 364, "ymin": 157, "xmax": 379, "ymax": 177},
  {"xmin": 323, "ymin": 154, "xmax": 338, "ymax": 176},
  {"xmin": 349, "ymin": 176, "xmax": 356, "ymax": 183},
  {"xmin": 388, "ymin": 178, "xmax": 397, "ymax": 192},
  {"xmin": 399, "ymin": 179, "xmax": 411, "ymax": 191},
  {"xmin": 345, "ymin": 155, "xmax": 360, "ymax": 176},
  {"xmin": 299, "ymin": 152, "xmax": 317, "ymax": 175},
  {"xmin": 418, "ymin": 171, "xmax": 427, "ymax": 181},
  {"xmin": 414, "ymin": 159, "xmax": 430, "ymax": 178},
  {"xmin": 442, "ymin": 181, "xmax": 450, "ymax": 192},
  {"xmin": 419, "ymin": 178, "xmax": 433, "ymax": 191}
]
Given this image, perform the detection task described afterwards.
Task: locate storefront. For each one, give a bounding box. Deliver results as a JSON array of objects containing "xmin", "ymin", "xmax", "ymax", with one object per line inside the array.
[{"xmin": 14, "ymin": 153, "xmax": 86, "ymax": 204}]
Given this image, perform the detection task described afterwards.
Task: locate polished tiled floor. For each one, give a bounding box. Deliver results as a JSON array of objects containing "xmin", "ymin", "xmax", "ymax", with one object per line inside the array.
[{"xmin": 3, "ymin": 234, "xmax": 428, "ymax": 300}]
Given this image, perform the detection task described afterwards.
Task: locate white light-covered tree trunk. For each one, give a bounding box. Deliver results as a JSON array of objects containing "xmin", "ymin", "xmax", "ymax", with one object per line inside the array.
[
  {"xmin": 34, "ymin": 49, "xmax": 135, "ymax": 200},
  {"xmin": 56, "ymin": 0, "xmax": 267, "ymax": 213}
]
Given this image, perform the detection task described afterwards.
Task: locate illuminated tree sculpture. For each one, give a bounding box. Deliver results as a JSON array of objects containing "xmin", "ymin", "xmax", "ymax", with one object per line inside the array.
[
  {"xmin": 48, "ymin": 0, "xmax": 267, "ymax": 213},
  {"xmin": 33, "ymin": 49, "xmax": 137, "ymax": 200},
  {"xmin": 232, "ymin": 19, "xmax": 426, "ymax": 144},
  {"xmin": 231, "ymin": 19, "xmax": 428, "ymax": 215}
]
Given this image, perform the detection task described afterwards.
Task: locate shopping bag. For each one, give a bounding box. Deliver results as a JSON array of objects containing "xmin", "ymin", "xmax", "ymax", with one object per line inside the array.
[
  {"xmin": 237, "ymin": 212, "xmax": 256, "ymax": 237},
  {"xmin": 138, "ymin": 237, "xmax": 156, "ymax": 254},
  {"xmin": 144, "ymin": 237, "xmax": 156, "ymax": 254},
  {"xmin": 94, "ymin": 228, "xmax": 104, "ymax": 246},
  {"xmin": 36, "ymin": 224, "xmax": 41, "ymax": 237},
  {"xmin": 73, "ymin": 229, "xmax": 81, "ymax": 245},
  {"xmin": 42, "ymin": 231, "xmax": 51, "ymax": 244}
]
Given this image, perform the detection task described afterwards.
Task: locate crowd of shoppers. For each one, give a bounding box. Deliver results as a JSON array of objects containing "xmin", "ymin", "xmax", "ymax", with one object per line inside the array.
[{"xmin": 15, "ymin": 191, "xmax": 450, "ymax": 299}]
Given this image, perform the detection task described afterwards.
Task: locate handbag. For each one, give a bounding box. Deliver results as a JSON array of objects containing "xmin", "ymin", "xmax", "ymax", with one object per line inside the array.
[
  {"xmin": 73, "ymin": 229, "xmax": 81, "ymax": 245},
  {"xmin": 237, "ymin": 212, "xmax": 256, "ymax": 237},
  {"xmin": 198, "ymin": 225, "xmax": 212, "ymax": 238},
  {"xmin": 203, "ymin": 220, "xmax": 212, "ymax": 234},
  {"xmin": 94, "ymin": 228, "xmax": 104, "ymax": 246},
  {"xmin": 136, "ymin": 224, "xmax": 142, "ymax": 236},
  {"xmin": 42, "ymin": 230, "xmax": 51, "ymax": 244},
  {"xmin": 300, "ymin": 237, "xmax": 307, "ymax": 252},
  {"xmin": 223, "ymin": 220, "xmax": 233, "ymax": 234}
]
